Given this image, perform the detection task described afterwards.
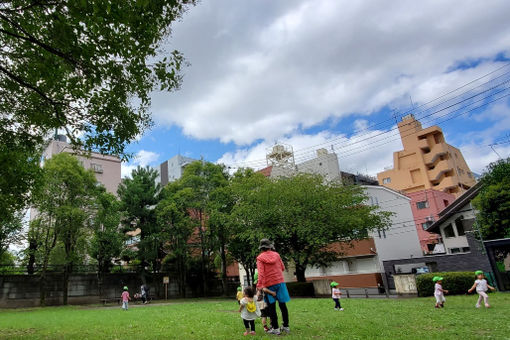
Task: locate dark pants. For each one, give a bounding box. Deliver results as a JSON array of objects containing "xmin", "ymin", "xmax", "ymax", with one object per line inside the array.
[
  {"xmin": 333, "ymin": 298, "xmax": 341, "ymax": 309},
  {"xmin": 267, "ymin": 301, "xmax": 289, "ymax": 329},
  {"xmin": 243, "ymin": 319, "xmax": 255, "ymax": 331}
]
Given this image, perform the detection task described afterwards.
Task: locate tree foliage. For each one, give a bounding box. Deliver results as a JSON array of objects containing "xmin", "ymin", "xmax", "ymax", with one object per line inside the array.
[{"xmin": 473, "ymin": 158, "xmax": 510, "ymax": 240}]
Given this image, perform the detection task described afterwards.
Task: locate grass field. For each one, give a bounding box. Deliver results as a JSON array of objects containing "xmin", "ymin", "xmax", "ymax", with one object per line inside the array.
[{"xmin": 0, "ymin": 294, "xmax": 509, "ymax": 339}]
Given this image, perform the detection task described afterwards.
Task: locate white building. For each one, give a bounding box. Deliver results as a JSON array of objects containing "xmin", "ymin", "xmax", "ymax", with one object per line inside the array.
[{"xmin": 155, "ymin": 154, "xmax": 197, "ymax": 186}]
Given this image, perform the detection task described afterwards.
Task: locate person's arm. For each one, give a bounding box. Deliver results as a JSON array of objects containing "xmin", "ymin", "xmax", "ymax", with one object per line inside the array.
[
  {"xmin": 488, "ymin": 284, "xmax": 496, "ymax": 291},
  {"xmin": 239, "ymin": 301, "xmax": 244, "ymax": 313},
  {"xmin": 468, "ymin": 282, "xmax": 477, "ymax": 293}
]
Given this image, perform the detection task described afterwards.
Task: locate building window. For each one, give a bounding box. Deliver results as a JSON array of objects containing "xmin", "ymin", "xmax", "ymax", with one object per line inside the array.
[
  {"xmin": 416, "ymin": 201, "xmax": 429, "ymax": 209},
  {"xmin": 455, "ymin": 217, "xmax": 465, "ymax": 236},
  {"xmin": 382, "ymin": 177, "xmax": 391, "ymax": 184},
  {"xmin": 462, "ymin": 247, "xmax": 470, "ymax": 253},
  {"xmin": 450, "ymin": 247, "xmax": 461, "ymax": 254},
  {"xmin": 421, "ymin": 221, "xmax": 434, "ymax": 230},
  {"xmin": 91, "ymin": 163, "xmax": 103, "ymax": 173},
  {"xmin": 443, "ymin": 224, "xmax": 455, "ymax": 238},
  {"xmin": 443, "ymin": 200, "xmax": 449, "ymax": 207}
]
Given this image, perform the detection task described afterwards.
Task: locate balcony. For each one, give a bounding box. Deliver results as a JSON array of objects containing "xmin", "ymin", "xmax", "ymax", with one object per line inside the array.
[
  {"xmin": 417, "ymin": 138, "xmax": 429, "ymax": 151},
  {"xmin": 427, "ymin": 160, "xmax": 453, "ymax": 182},
  {"xmin": 423, "ymin": 143, "xmax": 449, "ymax": 165}
]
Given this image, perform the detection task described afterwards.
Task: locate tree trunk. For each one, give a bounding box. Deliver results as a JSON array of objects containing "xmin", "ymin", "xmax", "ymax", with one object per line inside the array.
[
  {"xmin": 295, "ymin": 263, "xmax": 307, "ymax": 282},
  {"xmin": 27, "ymin": 239, "xmax": 37, "ymax": 275},
  {"xmin": 220, "ymin": 242, "xmax": 228, "ymax": 296},
  {"xmin": 62, "ymin": 264, "xmax": 69, "ymax": 305}
]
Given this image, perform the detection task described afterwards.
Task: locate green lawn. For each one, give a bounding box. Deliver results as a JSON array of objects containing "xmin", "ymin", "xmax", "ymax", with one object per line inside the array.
[{"xmin": 0, "ymin": 294, "xmax": 509, "ymax": 339}]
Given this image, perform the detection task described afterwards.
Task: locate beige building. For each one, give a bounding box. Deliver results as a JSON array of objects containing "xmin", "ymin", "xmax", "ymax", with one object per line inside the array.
[
  {"xmin": 43, "ymin": 136, "xmax": 122, "ymax": 195},
  {"xmin": 377, "ymin": 115, "xmax": 476, "ymax": 197}
]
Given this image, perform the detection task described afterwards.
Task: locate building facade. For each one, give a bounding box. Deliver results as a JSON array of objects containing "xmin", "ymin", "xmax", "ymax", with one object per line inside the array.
[
  {"xmin": 43, "ymin": 136, "xmax": 121, "ymax": 195},
  {"xmin": 155, "ymin": 154, "xmax": 197, "ymax": 186},
  {"xmin": 407, "ymin": 189, "xmax": 455, "ymax": 254},
  {"xmin": 377, "ymin": 115, "xmax": 476, "ymax": 197}
]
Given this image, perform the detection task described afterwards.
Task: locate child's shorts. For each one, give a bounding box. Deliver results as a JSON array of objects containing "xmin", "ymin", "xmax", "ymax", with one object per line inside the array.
[{"xmin": 434, "ymin": 293, "xmax": 445, "ymax": 303}]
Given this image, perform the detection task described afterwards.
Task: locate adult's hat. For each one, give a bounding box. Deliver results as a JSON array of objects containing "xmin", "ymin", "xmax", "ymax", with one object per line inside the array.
[
  {"xmin": 432, "ymin": 276, "xmax": 443, "ymax": 282},
  {"xmin": 475, "ymin": 270, "xmax": 483, "ymax": 275},
  {"xmin": 330, "ymin": 281, "xmax": 339, "ymax": 287},
  {"xmin": 259, "ymin": 238, "xmax": 273, "ymax": 250}
]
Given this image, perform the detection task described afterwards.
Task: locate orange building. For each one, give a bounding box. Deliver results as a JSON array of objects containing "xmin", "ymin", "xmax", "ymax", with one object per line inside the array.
[{"xmin": 377, "ymin": 115, "xmax": 476, "ymax": 197}]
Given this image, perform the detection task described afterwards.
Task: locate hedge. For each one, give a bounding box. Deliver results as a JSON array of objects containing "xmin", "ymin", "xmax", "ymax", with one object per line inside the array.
[
  {"xmin": 286, "ymin": 282, "xmax": 315, "ymax": 297},
  {"xmin": 416, "ymin": 272, "xmax": 479, "ymax": 297}
]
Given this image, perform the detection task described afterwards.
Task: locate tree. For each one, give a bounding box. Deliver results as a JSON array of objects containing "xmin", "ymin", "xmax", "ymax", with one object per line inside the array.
[
  {"xmin": 0, "ymin": 211, "xmax": 24, "ymax": 258},
  {"xmin": 473, "ymin": 158, "xmax": 510, "ymax": 240},
  {"xmin": 31, "ymin": 153, "xmax": 98, "ymax": 305},
  {"xmin": 90, "ymin": 191, "xmax": 125, "ymax": 297},
  {"xmin": 118, "ymin": 166, "xmax": 162, "ymax": 279},
  {"xmin": 177, "ymin": 161, "xmax": 229, "ymax": 295},
  {"xmin": 233, "ymin": 173, "xmax": 391, "ymax": 282},
  {"xmin": 156, "ymin": 182, "xmax": 194, "ymax": 297},
  {"xmin": 0, "ymin": 1, "xmax": 194, "ymax": 229}
]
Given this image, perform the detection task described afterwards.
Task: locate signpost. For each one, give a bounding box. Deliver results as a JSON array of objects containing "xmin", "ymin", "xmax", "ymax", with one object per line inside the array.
[{"xmin": 163, "ymin": 276, "xmax": 169, "ymax": 300}]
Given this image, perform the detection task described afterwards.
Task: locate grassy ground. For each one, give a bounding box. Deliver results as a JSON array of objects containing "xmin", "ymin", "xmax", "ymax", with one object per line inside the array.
[{"xmin": 0, "ymin": 294, "xmax": 509, "ymax": 339}]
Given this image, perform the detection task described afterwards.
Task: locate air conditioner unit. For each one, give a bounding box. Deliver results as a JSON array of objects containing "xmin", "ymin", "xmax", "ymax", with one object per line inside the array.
[{"xmin": 425, "ymin": 216, "xmax": 434, "ymax": 222}]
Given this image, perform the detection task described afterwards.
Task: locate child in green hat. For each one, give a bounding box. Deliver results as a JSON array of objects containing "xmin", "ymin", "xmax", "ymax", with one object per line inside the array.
[
  {"xmin": 236, "ymin": 286, "xmax": 243, "ymax": 305},
  {"xmin": 433, "ymin": 276, "xmax": 448, "ymax": 308},
  {"xmin": 121, "ymin": 286, "xmax": 131, "ymax": 311},
  {"xmin": 330, "ymin": 282, "xmax": 343, "ymax": 311},
  {"xmin": 468, "ymin": 270, "xmax": 495, "ymax": 308}
]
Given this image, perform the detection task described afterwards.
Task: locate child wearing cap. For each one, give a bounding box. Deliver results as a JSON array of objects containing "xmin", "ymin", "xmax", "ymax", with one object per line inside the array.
[
  {"xmin": 468, "ymin": 270, "xmax": 495, "ymax": 308},
  {"xmin": 239, "ymin": 286, "xmax": 261, "ymax": 336},
  {"xmin": 433, "ymin": 276, "xmax": 448, "ymax": 308},
  {"xmin": 236, "ymin": 286, "xmax": 243, "ymax": 305},
  {"xmin": 331, "ymin": 282, "xmax": 343, "ymax": 311},
  {"xmin": 121, "ymin": 286, "xmax": 131, "ymax": 311}
]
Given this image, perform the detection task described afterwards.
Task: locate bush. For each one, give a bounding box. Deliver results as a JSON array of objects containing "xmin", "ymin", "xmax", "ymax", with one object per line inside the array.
[
  {"xmin": 286, "ymin": 282, "xmax": 315, "ymax": 297},
  {"xmin": 416, "ymin": 272, "xmax": 476, "ymax": 297}
]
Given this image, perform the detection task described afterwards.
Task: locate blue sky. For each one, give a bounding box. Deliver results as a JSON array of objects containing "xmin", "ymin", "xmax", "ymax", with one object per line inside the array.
[{"xmin": 121, "ymin": 0, "xmax": 510, "ymax": 177}]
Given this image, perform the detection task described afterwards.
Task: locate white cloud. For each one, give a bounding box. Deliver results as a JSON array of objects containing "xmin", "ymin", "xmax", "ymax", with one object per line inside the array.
[
  {"xmin": 121, "ymin": 150, "xmax": 160, "ymax": 178},
  {"xmin": 152, "ymin": 0, "xmax": 510, "ymax": 145}
]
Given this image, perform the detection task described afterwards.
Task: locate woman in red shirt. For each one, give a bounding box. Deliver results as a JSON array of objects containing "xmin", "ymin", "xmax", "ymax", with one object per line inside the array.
[{"xmin": 256, "ymin": 239, "xmax": 290, "ymax": 335}]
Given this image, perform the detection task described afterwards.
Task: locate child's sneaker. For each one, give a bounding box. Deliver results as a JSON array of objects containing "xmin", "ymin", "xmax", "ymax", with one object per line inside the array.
[
  {"xmin": 250, "ymin": 331, "xmax": 256, "ymax": 335},
  {"xmin": 485, "ymin": 303, "xmax": 490, "ymax": 308},
  {"xmin": 339, "ymin": 308, "xmax": 344, "ymax": 311},
  {"xmin": 263, "ymin": 325, "xmax": 270, "ymax": 332},
  {"xmin": 243, "ymin": 331, "xmax": 249, "ymax": 336},
  {"xmin": 475, "ymin": 304, "xmax": 480, "ymax": 308}
]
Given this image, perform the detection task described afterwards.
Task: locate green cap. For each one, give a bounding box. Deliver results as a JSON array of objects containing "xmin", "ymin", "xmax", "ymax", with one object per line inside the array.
[
  {"xmin": 475, "ymin": 270, "xmax": 483, "ymax": 275},
  {"xmin": 253, "ymin": 272, "xmax": 258, "ymax": 285},
  {"xmin": 237, "ymin": 286, "xmax": 242, "ymax": 291},
  {"xmin": 123, "ymin": 286, "xmax": 128, "ymax": 291},
  {"xmin": 330, "ymin": 281, "xmax": 339, "ymax": 287},
  {"xmin": 432, "ymin": 276, "xmax": 443, "ymax": 282}
]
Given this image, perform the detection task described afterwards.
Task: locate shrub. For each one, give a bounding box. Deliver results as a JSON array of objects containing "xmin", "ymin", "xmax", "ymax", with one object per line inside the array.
[
  {"xmin": 286, "ymin": 282, "xmax": 315, "ymax": 297},
  {"xmin": 416, "ymin": 272, "xmax": 476, "ymax": 297}
]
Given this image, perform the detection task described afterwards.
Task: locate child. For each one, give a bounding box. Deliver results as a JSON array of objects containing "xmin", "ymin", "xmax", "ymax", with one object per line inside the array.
[
  {"xmin": 433, "ymin": 276, "xmax": 448, "ymax": 308},
  {"xmin": 236, "ymin": 286, "xmax": 243, "ymax": 305},
  {"xmin": 256, "ymin": 290, "xmax": 270, "ymax": 332},
  {"xmin": 330, "ymin": 282, "xmax": 343, "ymax": 311},
  {"xmin": 121, "ymin": 286, "xmax": 131, "ymax": 311},
  {"xmin": 239, "ymin": 286, "xmax": 260, "ymax": 336},
  {"xmin": 468, "ymin": 270, "xmax": 495, "ymax": 308}
]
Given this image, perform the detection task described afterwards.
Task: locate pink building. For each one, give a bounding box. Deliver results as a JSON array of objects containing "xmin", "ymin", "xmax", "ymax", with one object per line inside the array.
[{"xmin": 407, "ymin": 189, "xmax": 455, "ymax": 254}]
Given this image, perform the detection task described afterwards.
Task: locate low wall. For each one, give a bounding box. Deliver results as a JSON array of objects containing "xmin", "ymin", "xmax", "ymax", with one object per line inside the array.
[
  {"xmin": 0, "ymin": 273, "xmax": 239, "ymax": 308},
  {"xmin": 393, "ymin": 274, "xmax": 417, "ymax": 295}
]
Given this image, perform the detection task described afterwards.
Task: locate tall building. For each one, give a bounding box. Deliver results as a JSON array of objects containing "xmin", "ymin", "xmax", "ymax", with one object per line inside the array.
[
  {"xmin": 406, "ymin": 189, "xmax": 455, "ymax": 254},
  {"xmin": 43, "ymin": 136, "xmax": 121, "ymax": 195},
  {"xmin": 155, "ymin": 154, "xmax": 197, "ymax": 186},
  {"xmin": 377, "ymin": 115, "xmax": 476, "ymax": 197}
]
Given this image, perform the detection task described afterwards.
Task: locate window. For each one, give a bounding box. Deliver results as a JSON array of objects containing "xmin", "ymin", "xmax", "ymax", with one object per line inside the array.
[
  {"xmin": 382, "ymin": 177, "xmax": 391, "ymax": 184},
  {"xmin": 416, "ymin": 201, "xmax": 429, "ymax": 209},
  {"xmin": 91, "ymin": 163, "xmax": 103, "ymax": 173},
  {"xmin": 462, "ymin": 247, "xmax": 470, "ymax": 253},
  {"xmin": 455, "ymin": 217, "xmax": 465, "ymax": 236},
  {"xmin": 443, "ymin": 224, "xmax": 455, "ymax": 238},
  {"xmin": 421, "ymin": 221, "xmax": 434, "ymax": 230},
  {"xmin": 427, "ymin": 244, "xmax": 435, "ymax": 251},
  {"xmin": 443, "ymin": 200, "xmax": 449, "ymax": 207},
  {"xmin": 450, "ymin": 247, "xmax": 461, "ymax": 254}
]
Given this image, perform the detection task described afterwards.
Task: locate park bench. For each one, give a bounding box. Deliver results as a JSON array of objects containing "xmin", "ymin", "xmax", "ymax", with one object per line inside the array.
[{"xmin": 100, "ymin": 297, "xmax": 121, "ymax": 305}]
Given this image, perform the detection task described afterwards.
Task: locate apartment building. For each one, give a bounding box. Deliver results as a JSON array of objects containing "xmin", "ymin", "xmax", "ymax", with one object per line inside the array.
[
  {"xmin": 407, "ymin": 189, "xmax": 455, "ymax": 254},
  {"xmin": 377, "ymin": 115, "xmax": 476, "ymax": 197},
  {"xmin": 43, "ymin": 135, "xmax": 121, "ymax": 195},
  {"xmin": 155, "ymin": 154, "xmax": 198, "ymax": 186}
]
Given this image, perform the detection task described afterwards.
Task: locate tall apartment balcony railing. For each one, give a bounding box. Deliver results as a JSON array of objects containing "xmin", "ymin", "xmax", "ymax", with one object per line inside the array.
[
  {"xmin": 423, "ymin": 143, "xmax": 449, "ymax": 165},
  {"xmin": 427, "ymin": 160, "xmax": 453, "ymax": 182}
]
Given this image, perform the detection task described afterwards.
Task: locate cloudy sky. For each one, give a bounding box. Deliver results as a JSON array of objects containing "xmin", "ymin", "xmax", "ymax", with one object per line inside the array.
[{"xmin": 122, "ymin": 0, "xmax": 510, "ymax": 177}]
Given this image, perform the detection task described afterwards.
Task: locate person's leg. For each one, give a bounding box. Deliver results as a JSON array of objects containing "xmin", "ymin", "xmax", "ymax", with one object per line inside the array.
[
  {"xmin": 243, "ymin": 319, "xmax": 250, "ymax": 333},
  {"xmin": 279, "ymin": 301, "xmax": 289, "ymax": 328},
  {"xmin": 480, "ymin": 292, "xmax": 489, "ymax": 307},
  {"xmin": 333, "ymin": 298, "xmax": 341, "ymax": 309},
  {"xmin": 476, "ymin": 293, "xmax": 483, "ymax": 307},
  {"xmin": 267, "ymin": 302, "xmax": 279, "ymax": 329},
  {"xmin": 249, "ymin": 320, "xmax": 255, "ymax": 332}
]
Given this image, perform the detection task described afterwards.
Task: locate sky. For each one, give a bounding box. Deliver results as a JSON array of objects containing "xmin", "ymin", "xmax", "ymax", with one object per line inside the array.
[{"xmin": 121, "ymin": 0, "xmax": 510, "ymax": 178}]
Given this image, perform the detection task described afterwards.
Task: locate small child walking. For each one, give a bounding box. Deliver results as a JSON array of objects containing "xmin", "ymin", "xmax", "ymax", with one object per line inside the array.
[
  {"xmin": 239, "ymin": 286, "xmax": 260, "ymax": 336},
  {"xmin": 468, "ymin": 270, "xmax": 495, "ymax": 308},
  {"xmin": 330, "ymin": 282, "xmax": 343, "ymax": 311},
  {"xmin": 121, "ymin": 286, "xmax": 131, "ymax": 311},
  {"xmin": 236, "ymin": 286, "xmax": 243, "ymax": 305},
  {"xmin": 433, "ymin": 276, "xmax": 448, "ymax": 308},
  {"xmin": 256, "ymin": 290, "xmax": 270, "ymax": 332}
]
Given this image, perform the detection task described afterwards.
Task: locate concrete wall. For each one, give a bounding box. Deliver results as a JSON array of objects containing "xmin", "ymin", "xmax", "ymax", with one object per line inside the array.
[
  {"xmin": 297, "ymin": 150, "xmax": 341, "ymax": 182},
  {"xmin": 363, "ymin": 186, "xmax": 423, "ymax": 270},
  {"xmin": 0, "ymin": 273, "xmax": 235, "ymax": 308},
  {"xmin": 393, "ymin": 274, "xmax": 418, "ymax": 295}
]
